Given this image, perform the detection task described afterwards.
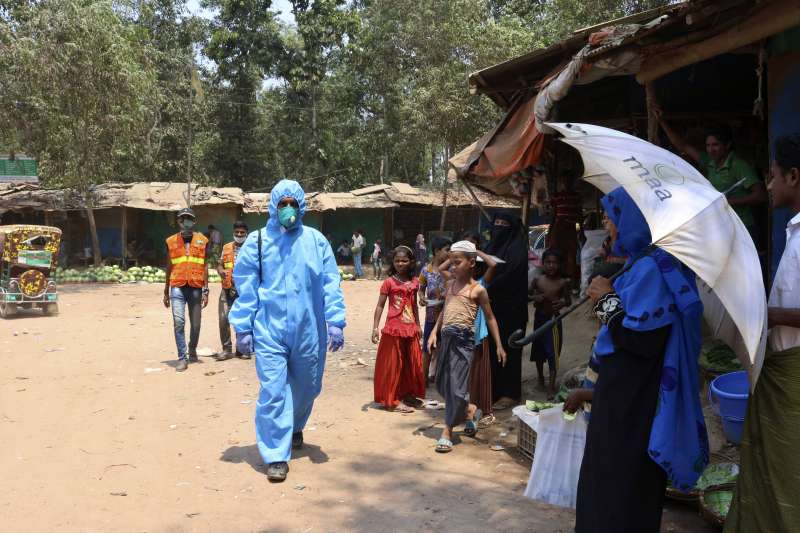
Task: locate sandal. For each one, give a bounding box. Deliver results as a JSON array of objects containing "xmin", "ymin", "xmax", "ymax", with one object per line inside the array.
[
  {"xmin": 402, "ymin": 396, "xmax": 424, "ymax": 409},
  {"xmin": 435, "ymin": 438, "xmax": 453, "ymax": 453},
  {"xmin": 388, "ymin": 404, "xmax": 415, "ymax": 413},
  {"xmin": 463, "ymin": 409, "xmax": 483, "ymax": 437},
  {"xmin": 477, "ymin": 414, "xmax": 495, "ymax": 428}
]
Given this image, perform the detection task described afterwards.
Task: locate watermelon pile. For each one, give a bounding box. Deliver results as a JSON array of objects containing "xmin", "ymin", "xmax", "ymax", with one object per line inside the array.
[{"xmin": 53, "ymin": 265, "xmax": 167, "ymax": 284}]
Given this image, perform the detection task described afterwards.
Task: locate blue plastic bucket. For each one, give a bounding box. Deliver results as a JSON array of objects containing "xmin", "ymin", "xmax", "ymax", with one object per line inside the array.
[
  {"xmin": 721, "ymin": 416, "xmax": 745, "ymax": 445},
  {"xmin": 709, "ymin": 370, "xmax": 749, "ymax": 444}
]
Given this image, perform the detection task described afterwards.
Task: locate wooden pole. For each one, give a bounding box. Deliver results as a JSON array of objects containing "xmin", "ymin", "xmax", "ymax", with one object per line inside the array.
[
  {"xmin": 121, "ymin": 207, "xmax": 127, "ymax": 269},
  {"xmin": 86, "ymin": 207, "xmax": 101, "ymax": 267},
  {"xmin": 439, "ymin": 146, "xmax": 449, "ymax": 231},
  {"xmin": 645, "ymin": 82, "xmax": 659, "ymax": 143},
  {"xmin": 521, "ymin": 179, "xmax": 532, "ymax": 227},
  {"xmin": 460, "ymin": 178, "xmax": 493, "ymax": 223}
]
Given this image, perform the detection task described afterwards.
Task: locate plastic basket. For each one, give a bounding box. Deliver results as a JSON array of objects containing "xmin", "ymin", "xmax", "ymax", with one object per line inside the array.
[
  {"xmin": 700, "ymin": 483, "xmax": 736, "ymax": 529},
  {"xmin": 517, "ymin": 417, "xmax": 537, "ymax": 462}
]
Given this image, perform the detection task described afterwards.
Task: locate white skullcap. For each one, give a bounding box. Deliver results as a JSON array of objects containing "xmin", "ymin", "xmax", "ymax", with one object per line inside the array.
[{"xmin": 450, "ymin": 240, "xmax": 477, "ymax": 254}]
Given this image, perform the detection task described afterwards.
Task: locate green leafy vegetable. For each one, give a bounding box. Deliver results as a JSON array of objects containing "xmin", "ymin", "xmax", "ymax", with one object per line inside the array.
[
  {"xmin": 695, "ymin": 463, "xmax": 739, "ymax": 491},
  {"xmin": 703, "ymin": 490, "xmax": 733, "ymax": 517}
]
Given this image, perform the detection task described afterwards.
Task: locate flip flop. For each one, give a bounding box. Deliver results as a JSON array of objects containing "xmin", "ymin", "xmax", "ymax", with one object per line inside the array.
[
  {"xmin": 463, "ymin": 409, "xmax": 483, "ymax": 437},
  {"xmin": 435, "ymin": 438, "xmax": 453, "ymax": 453},
  {"xmin": 388, "ymin": 404, "xmax": 415, "ymax": 413},
  {"xmin": 402, "ymin": 396, "xmax": 424, "ymax": 409}
]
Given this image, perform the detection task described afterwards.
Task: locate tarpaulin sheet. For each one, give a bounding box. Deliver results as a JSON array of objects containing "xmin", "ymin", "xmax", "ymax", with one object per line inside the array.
[{"xmin": 449, "ymin": 97, "xmax": 545, "ymax": 196}]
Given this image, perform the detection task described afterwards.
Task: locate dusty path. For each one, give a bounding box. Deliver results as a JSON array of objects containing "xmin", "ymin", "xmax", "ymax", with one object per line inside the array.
[{"xmin": 0, "ymin": 281, "xmax": 714, "ymax": 532}]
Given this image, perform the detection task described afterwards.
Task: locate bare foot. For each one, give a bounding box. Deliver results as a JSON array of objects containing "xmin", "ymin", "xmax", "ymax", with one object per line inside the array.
[
  {"xmin": 387, "ymin": 404, "xmax": 414, "ymax": 413},
  {"xmin": 465, "ymin": 403, "xmax": 477, "ymax": 421}
]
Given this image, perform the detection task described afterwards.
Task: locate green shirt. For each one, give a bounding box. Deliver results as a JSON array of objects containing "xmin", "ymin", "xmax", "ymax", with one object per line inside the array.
[{"xmin": 699, "ymin": 151, "xmax": 760, "ymax": 229}]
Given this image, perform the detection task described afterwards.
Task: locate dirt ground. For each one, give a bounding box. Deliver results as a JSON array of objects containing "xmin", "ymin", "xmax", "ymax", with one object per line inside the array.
[{"xmin": 1, "ymin": 280, "xmax": 718, "ymax": 532}]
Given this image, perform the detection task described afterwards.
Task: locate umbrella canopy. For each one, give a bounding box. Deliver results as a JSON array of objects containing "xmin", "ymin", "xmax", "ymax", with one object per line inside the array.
[{"xmin": 549, "ymin": 122, "xmax": 767, "ymax": 387}]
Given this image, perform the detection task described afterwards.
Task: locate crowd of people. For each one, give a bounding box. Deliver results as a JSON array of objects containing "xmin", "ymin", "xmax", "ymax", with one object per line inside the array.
[{"xmin": 157, "ymin": 132, "xmax": 800, "ymax": 532}]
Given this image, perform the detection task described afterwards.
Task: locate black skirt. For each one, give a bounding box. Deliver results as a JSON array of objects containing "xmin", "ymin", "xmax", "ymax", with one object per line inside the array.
[{"xmin": 575, "ymin": 322, "xmax": 670, "ymax": 533}]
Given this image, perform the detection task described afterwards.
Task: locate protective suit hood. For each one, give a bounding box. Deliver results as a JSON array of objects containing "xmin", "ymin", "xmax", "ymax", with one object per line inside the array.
[{"xmin": 269, "ymin": 180, "xmax": 307, "ymax": 228}]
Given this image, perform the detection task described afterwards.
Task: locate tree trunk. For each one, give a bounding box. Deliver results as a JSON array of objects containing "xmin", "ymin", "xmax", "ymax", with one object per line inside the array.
[
  {"xmin": 86, "ymin": 207, "xmax": 102, "ymax": 266},
  {"xmin": 430, "ymin": 144, "xmax": 436, "ymax": 183},
  {"xmin": 439, "ymin": 146, "xmax": 449, "ymax": 231},
  {"xmin": 121, "ymin": 207, "xmax": 128, "ymax": 269}
]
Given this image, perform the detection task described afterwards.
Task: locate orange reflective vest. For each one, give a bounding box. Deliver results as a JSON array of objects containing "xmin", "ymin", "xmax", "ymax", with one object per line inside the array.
[
  {"xmin": 220, "ymin": 242, "xmax": 238, "ymax": 289},
  {"xmin": 167, "ymin": 232, "xmax": 207, "ymax": 288}
]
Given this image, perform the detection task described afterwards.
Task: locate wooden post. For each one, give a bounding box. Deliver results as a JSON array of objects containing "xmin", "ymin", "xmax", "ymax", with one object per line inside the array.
[
  {"xmin": 121, "ymin": 207, "xmax": 127, "ymax": 269},
  {"xmin": 86, "ymin": 207, "xmax": 101, "ymax": 266},
  {"xmin": 521, "ymin": 178, "xmax": 532, "ymax": 227},
  {"xmin": 645, "ymin": 82, "xmax": 659, "ymax": 143},
  {"xmin": 461, "ymin": 178, "xmax": 492, "ymax": 223},
  {"xmin": 439, "ymin": 179, "xmax": 448, "ymax": 232}
]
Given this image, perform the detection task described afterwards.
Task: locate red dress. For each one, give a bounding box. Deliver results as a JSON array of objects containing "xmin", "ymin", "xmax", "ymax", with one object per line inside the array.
[{"xmin": 374, "ymin": 276, "xmax": 425, "ymax": 408}]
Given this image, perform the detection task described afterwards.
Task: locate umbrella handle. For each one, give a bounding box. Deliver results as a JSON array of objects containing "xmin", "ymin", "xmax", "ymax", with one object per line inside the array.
[
  {"xmin": 508, "ymin": 244, "xmax": 658, "ymax": 348},
  {"xmin": 509, "ymin": 297, "xmax": 590, "ymax": 347}
]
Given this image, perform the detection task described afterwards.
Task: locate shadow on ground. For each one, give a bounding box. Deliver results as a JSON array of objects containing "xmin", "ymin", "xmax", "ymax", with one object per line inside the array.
[{"xmin": 221, "ymin": 443, "xmax": 330, "ymax": 475}]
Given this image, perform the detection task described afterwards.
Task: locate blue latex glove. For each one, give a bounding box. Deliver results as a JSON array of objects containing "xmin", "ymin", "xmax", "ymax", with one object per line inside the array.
[
  {"xmin": 236, "ymin": 330, "xmax": 254, "ymax": 355},
  {"xmin": 327, "ymin": 325, "xmax": 344, "ymax": 352}
]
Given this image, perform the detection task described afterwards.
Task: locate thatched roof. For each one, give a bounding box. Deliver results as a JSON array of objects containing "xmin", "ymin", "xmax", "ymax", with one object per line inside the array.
[{"xmin": 1, "ymin": 181, "xmax": 517, "ymax": 215}]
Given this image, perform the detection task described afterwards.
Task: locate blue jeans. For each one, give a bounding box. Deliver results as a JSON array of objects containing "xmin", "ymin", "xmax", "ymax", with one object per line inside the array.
[
  {"xmin": 170, "ymin": 286, "xmax": 203, "ymax": 360},
  {"xmin": 353, "ymin": 253, "xmax": 364, "ymax": 278}
]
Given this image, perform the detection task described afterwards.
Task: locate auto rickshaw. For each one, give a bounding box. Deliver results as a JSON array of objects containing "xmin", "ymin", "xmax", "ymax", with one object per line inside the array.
[{"xmin": 0, "ymin": 224, "xmax": 61, "ymax": 317}]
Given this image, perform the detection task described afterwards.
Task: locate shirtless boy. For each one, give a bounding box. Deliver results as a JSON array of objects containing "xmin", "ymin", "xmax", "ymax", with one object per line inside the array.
[{"xmin": 531, "ymin": 249, "xmax": 571, "ymax": 397}]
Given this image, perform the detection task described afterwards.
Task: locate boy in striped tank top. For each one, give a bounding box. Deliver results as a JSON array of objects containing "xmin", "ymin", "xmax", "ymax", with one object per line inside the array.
[{"xmin": 428, "ymin": 241, "xmax": 506, "ymax": 453}]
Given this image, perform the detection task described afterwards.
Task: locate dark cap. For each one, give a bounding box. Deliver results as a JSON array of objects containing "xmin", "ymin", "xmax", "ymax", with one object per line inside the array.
[{"xmin": 176, "ymin": 207, "xmax": 196, "ymax": 220}]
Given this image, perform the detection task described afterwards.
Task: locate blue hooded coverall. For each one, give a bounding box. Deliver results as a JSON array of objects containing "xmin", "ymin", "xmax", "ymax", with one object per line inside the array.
[{"xmin": 229, "ymin": 180, "xmax": 346, "ymax": 464}]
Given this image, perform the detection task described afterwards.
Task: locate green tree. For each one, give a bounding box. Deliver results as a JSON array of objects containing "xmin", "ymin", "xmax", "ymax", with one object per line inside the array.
[
  {"xmin": 0, "ymin": 0, "xmax": 158, "ymax": 264},
  {"xmin": 125, "ymin": 0, "xmax": 211, "ymax": 184},
  {"xmin": 203, "ymin": 0, "xmax": 284, "ymax": 190}
]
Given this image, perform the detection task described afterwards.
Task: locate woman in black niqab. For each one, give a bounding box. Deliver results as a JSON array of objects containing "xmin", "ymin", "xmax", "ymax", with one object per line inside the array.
[{"xmin": 484, "ymin": 212, "xmax": 529, "ymax": 407}]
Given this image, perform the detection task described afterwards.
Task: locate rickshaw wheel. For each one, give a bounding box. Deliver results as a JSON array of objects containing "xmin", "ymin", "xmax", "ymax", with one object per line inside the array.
[
  {"xmin": 43, "ymin": 302, "xmax": 59, "ymax": 316},
  {"xmin": 0, "ymin": 301, "xmax": 17, "ymax": 318}
]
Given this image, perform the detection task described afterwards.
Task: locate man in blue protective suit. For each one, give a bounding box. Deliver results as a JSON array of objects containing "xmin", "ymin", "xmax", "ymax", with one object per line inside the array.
[{"xmin": 229, "ymin": 179, "xmax": 346, "ymax": 482}]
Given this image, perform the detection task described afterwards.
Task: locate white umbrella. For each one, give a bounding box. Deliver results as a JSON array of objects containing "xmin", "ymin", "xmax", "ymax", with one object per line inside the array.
[{"xmin": 549, "ymin": 122, "xmax": 767, "ymax": 387}]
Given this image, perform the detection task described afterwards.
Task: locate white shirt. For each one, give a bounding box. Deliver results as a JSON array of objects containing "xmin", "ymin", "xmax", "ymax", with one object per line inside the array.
[
  {"xmin": 768, "ymin": 212, "xmax": 800, "ymax": 352},
  {"xmin": 352, "ymin": 234, "xmax": 365, "ymax": 250}
]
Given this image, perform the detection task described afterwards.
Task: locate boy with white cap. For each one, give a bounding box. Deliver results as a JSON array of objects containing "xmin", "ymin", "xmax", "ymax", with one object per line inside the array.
[{"xmin": 428, "ymin": 240, "xmax": 505, "ymax": 453}]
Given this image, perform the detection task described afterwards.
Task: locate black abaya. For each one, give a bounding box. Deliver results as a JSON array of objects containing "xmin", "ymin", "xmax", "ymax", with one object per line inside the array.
[
  {"xmin": 575, "ymin": 315, "xmax": 671, "ymax": 533},
  {"xmin": 484, "ymin": 213, "xmax": 528, "ymax": 403}
]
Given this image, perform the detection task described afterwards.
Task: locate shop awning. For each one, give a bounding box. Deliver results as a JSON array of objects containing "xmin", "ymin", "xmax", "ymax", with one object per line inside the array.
[{"xmin": 448, "ymin": 96, "xmax": 545, "ymax": 196}]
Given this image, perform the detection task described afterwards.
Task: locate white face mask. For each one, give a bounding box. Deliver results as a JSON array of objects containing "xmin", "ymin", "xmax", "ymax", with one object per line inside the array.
[{"xmin": 233, "ymin": 235, "xmax": 246, "ymax": 244}]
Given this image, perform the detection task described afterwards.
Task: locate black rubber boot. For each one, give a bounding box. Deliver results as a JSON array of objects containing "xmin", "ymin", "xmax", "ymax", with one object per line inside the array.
[
  {"xmin": 292, "ymin": 431, "xmax": 304, "ymax": 450},
  {"xmin": 266, "ymin": 461, "xmax": 289, "ymax": 482}
]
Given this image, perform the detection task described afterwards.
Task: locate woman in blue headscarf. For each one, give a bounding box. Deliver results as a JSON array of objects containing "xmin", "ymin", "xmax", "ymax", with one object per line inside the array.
[{"xmin": 576, "ymin": 187, "xmax": 708, "ymax": 532}]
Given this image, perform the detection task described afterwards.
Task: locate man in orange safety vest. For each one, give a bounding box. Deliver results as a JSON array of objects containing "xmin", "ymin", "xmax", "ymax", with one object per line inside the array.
[
  {"xmin": 162, "ymin": 208, "xmax": 209, "ymax": 372},
  {"xmin": 215, "ymin": 220, "xmax": 250, "ymax": 361}
]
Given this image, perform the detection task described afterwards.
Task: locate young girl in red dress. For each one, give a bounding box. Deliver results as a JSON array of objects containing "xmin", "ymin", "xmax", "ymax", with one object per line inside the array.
[{"xmin": 371, "ymin": 246, "xmax": 425, "ymax": 413}]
